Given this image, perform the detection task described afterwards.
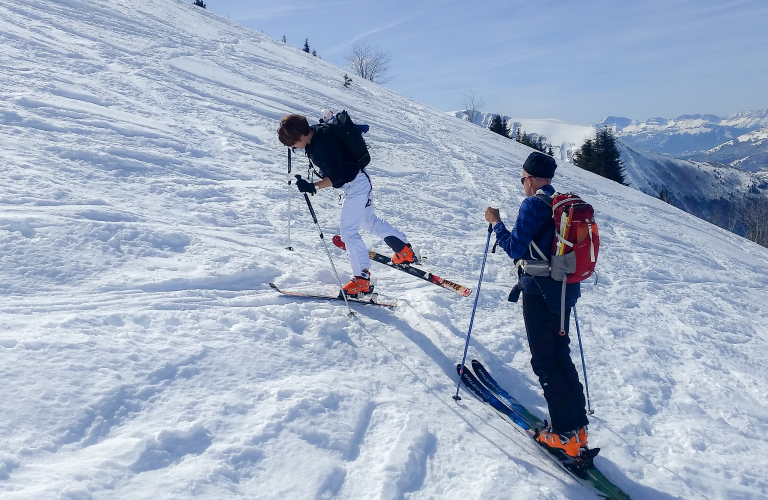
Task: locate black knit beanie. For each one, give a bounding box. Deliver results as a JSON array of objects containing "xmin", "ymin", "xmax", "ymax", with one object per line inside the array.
[{"xmin": 522, "ymin": 151, "xmax": 557, "ymax": 178}]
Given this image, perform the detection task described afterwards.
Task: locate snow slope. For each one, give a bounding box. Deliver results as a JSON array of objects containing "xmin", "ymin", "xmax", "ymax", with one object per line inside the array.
[
  {"xmin": 617, "ymin": 142, "xmax": 761, "ymax": 203},
  {"xmin": 2, "ymin": 1, "xmax": 768, "ymax": 499}
]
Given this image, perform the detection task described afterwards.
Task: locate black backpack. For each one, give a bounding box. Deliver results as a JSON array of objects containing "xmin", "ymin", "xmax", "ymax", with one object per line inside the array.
[{"xmin": 325, "ymin": 110, "xmax": 370, "ymax": 169}]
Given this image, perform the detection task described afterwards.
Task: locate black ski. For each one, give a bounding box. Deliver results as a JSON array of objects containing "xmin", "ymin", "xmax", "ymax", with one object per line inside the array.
[
  {"xmin": 457, "ymin": 361, "xmax": 631, "ymax": 499},
  {"xmin": 269, "ymin": 283, "xmax": 396, "ymax": 307}
]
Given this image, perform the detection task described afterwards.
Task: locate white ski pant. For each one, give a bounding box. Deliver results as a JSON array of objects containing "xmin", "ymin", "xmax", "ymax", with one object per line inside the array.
[{"xmin": 340, "ymin": 171, "xmax": 407, "ymax": 276}]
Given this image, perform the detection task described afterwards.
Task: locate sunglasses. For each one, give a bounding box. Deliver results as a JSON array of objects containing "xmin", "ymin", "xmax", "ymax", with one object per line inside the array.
[{"xmin": 520, "ymin": 176, "xmax": 534, "ymax": 185}]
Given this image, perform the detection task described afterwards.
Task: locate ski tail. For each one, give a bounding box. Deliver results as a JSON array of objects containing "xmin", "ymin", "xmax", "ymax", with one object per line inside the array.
[
  {"xmin": 471, "ymin": 360, "xmax": 543, "ymax": 428},
  {"xmin": 456, "ymin": 364, "xmax": 532, "ymax": 430}
]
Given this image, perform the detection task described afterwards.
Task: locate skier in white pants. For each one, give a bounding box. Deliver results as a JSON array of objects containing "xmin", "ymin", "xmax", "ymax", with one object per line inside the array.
[{"xmin": 278, "ymin": 113, "xmax": 415, "ymax": 295}]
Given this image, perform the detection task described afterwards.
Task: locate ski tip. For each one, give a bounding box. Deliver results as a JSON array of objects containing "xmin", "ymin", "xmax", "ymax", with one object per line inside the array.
[{"xmin": 269, "ymin": 282, "xmax": 278, "ymax": 290}]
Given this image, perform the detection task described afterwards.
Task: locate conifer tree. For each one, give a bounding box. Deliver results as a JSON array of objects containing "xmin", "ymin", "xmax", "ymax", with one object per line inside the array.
[
  {"xmin": 488, "ymin": 115, "xmax": 507, "ymax": 137},
  {"xmin": 573, "ymin": 127, "xmax": 627, "ymax": 184},
  {"xmin": 573, "ymin": 137, "xmax": 595, "ymax": 172},
  {"xmin": 193, "ymin": 0, "xmax": 206, "ymax": 7},
  {"xmin": 303, "ymin": 39, "xmax": 310, "ymax": 53},
  {"xmin": 519, "ymin": 131, "xmax": 543, "ymax": 151}
]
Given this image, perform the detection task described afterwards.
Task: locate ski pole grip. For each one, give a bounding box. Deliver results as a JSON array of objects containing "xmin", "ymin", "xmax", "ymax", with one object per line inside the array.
[{"xmin": 487, "ymin": 222, "xmax": 493, "ymax": 233}]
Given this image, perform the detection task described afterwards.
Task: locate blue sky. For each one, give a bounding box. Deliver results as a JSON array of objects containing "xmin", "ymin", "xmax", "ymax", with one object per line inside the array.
[{"xmin": 207, "ymin": 0, "xmax": 768, "ymax": 125}]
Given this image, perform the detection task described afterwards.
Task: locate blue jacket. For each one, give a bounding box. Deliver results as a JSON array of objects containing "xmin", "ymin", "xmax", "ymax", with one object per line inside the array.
[{"xmin": 493, "ymin": 184, "xmax": 580, "ymax": 314}]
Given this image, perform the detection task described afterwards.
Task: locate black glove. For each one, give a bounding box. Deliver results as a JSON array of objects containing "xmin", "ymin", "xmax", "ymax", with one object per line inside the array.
[
  {"xmin": 508, "ymin": 284, "xmax": 521, "ymax": 303},
  {"xmin": 295, "ymin": 175, "xmax": 316, "ymax": 195}
]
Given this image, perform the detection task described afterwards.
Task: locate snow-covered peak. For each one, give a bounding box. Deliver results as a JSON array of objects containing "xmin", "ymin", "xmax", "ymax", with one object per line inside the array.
[
  {"xmin": 692, "ymin": 126, "xmax": 768, "ymax": 172},
  {"xmin": 596, "ymin": 110, "xmax": 768, "ymax": 157}
]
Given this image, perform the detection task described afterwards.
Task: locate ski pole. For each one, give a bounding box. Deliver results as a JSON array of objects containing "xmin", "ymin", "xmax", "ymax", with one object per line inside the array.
[
  {"xmin": 573, "ymin": 306, "xmax": 594, "ymax": 414},
  {"xmin": 453, "ymin": 222, "xmax": 493, "ymax": 401},
  {"xmin": 300, "ymin": 190, "xmax": 354, "ymax": 315},
  {"xmin": 286, "ymin": 148, "xmax": 294, "ymax": 251}
]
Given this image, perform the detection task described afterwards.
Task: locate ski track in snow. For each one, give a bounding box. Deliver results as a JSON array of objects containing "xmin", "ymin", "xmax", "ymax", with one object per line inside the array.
[{"xmin": 1, "ymin": 1, "xmax": 768, "ymax": 499}]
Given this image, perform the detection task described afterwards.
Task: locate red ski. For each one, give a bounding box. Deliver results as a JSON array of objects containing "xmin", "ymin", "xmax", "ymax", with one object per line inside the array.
[{"xmin": 332, "ymin": 236, "xmax": 471, "ymax": 297}]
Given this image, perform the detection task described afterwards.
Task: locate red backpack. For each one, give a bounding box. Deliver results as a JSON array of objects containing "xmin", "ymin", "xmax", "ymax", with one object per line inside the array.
[
  {"xmin": 547, "ymin": 193, "xmax": 599, "ymax": 283},
  {"xmin": 524, "ymin": 192, "xmax": 600, "ymax": 334}
]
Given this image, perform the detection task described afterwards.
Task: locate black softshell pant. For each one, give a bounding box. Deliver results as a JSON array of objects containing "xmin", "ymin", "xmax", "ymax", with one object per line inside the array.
[{"xmin": 522, "ymin": 292, "xmax": 589, "ymax": 434}]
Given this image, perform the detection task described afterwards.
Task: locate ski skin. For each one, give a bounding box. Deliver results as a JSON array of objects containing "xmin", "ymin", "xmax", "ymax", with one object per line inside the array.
[
  {"xmin": 269, "ymin": 283, "xmax": 396, "ymax": 307},
  {"xmin": 457, "ymin": 361, "xmax": 631, "ymax": 500}
]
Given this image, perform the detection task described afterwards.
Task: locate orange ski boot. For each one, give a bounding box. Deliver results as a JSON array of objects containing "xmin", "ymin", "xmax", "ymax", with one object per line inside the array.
[
  {"xmin": 536, "ymin": 426, "xmax": 588, "ymax": 457},
  {"xmin": 342, "ymin": 270, "xmax": 372, "ymax": 296},
  {"xmin": 392, "ymin": 243, "xmax": 416, "ymax": 265}
]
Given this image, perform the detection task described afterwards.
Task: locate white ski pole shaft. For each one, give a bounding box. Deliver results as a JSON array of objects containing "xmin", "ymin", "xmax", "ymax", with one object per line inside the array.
[
  {"xmin": 301, "ymin": 192, "xmax": 354, "ymax": 315},
  {"xmin": 286, "ymin": 149, "xmax": 294, "ymax": 251}
]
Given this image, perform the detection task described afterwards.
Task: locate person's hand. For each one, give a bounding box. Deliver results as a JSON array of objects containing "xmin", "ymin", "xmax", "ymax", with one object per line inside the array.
[
  {"xmin": 295, "ymin": 175, "xmax": 316, "ymax": 195},
  {"xmin": 485, "ymin": 207, "xmax": 501, "ymax": 224}
]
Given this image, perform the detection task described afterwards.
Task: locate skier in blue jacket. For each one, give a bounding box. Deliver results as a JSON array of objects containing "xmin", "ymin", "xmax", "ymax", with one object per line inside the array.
[{"xmin": 485, "ymin": 151, "xmax": 588, "ymax": 457}]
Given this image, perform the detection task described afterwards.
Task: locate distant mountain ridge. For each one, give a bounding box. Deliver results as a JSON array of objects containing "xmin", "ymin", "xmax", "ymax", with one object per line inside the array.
[
  {"xmin": 453, "ymin": 109, "xmax": 768, "ymax": 242},
  {"xmin": 599, "ymin": 109, "xmax": 768, "ymax": 167}
]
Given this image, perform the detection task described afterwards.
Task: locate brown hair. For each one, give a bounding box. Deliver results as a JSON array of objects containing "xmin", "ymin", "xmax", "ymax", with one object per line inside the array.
[{"xmin": 278, "ymin": 114, "xmax": 310, "ymax": 146}]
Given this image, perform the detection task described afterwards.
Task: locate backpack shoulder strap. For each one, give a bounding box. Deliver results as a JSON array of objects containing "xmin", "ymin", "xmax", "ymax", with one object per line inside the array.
[
  {"xmin": 525, "ymin": 190, "xmax": 556, "ymax": 262},
  {"xmin": 534, "ymin": 189, "xmax": 556, "ymax": 209}
]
